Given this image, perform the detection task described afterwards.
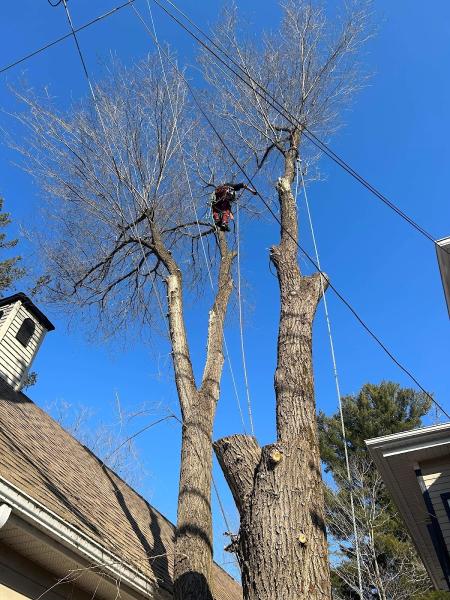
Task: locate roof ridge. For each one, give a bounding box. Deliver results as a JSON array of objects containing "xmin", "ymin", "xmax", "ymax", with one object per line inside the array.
[{"xmin": 0, "ymin": 292, "xmax": 55, "ymax": 331}]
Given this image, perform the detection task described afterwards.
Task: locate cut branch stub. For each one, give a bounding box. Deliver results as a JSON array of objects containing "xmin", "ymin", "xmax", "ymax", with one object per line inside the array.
[
  {"xmin": 213, "ymin": 435, "xmax": 261, "ymax": 516},
  {"xmin": 216, "ymin": 435, "xmax": 331, "ymax": 599},
  {"xmin": 267, "ymin": 444, "xmax": 283, "ymax": 466}
]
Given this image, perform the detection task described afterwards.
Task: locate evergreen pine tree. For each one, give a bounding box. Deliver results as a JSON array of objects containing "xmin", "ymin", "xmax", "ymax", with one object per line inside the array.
[
  {"xmin": 0, "ymin": 197, "xmax": 25, "ymax": 295},
  {"xmin": 318, "ymin": 382, "xmax": 448, "ymax": 599}
]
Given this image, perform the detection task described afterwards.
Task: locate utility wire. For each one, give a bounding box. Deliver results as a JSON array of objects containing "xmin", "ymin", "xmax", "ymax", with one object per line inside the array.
[
  {"xmin": 297, "ymin": 161, "xmax": 363, "ymax": 599},
  {"xmin": 2, "ymin": 0, "xmax": 441, "ymax": 249},
  {"xmin": 0, "ymin": 1, "xmax": 136, "ymax": 75},
  {"xmin": 150, "ymin": 0, "xmax": 443, "ymax": 250},
  {"xmin": 5, "ymin": 0, "xmax": 439, "ymax": 249},
  {"xmin": 132, "ymin": 23, "xmax": 449, "ymax": 420},
  {"xmin": 42, "ymin": 0, "xmax": 449, "ymax": 563}
]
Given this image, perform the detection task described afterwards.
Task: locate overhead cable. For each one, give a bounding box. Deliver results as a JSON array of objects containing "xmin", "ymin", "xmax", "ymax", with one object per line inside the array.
[
  {"xmin": 0, "ymin": 1, "xmax": 136, "ymax": 75},
  {"xmin": 132, "ymin": 18, "xmax": 449, "ymax": 420},
  {"xmin": 150, "ymin": 0, "xmax": 442, "ymax": 249},
  {"xmin": 2, "ymin": 0, "xmax": 441, "ymax": 248}
]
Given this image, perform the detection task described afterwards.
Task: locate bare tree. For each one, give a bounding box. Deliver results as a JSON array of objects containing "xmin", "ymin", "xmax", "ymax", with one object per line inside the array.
[
  {"xmin": 10, "ymin": 0, "xmax": 373, "ymax": 595},
  {"xmin": 46, "ymin": 395, "xmax": 162, "ymax": 489},
  {"xmin": 11, "ymin": 53, "xmax": 239, "ymax": 600},
  {"xmin": 205, "ymin": 2, "xmax": 372, "ymax": 598},
  {"xmin": 328, "ymin": 456, "xmax": 431, "ymax": 600},
  {"xmin": 0, "ymin": 197, "xmax": 26, "ymax": 295}
]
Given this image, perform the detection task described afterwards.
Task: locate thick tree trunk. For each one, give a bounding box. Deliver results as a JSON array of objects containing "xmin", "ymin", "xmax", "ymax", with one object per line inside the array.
[{"xmin": 215, "ymin": 139, "xmax": 331, "ymax": 599}]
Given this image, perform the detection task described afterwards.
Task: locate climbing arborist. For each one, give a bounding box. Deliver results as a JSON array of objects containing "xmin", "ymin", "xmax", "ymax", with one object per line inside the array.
[{"xmin": 212, "ymin": 182, "xmax": 257, "ymax": 232}]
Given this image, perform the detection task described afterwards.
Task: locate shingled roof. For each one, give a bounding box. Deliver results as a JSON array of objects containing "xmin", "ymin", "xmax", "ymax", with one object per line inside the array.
[{"xmin": 0, "ymin": 380, "xmax": 242, "ymax": 600}]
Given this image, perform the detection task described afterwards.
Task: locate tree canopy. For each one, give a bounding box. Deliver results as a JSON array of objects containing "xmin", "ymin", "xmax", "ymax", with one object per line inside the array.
[{"xmin": 319, "ymin": 381, "xmax": 432, "ymax": 472}]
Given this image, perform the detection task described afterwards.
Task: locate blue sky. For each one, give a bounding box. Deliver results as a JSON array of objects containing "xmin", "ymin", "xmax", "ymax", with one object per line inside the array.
[{"xmin": 1, "ymin": 0, "xmax": 450, "ymax": 577}]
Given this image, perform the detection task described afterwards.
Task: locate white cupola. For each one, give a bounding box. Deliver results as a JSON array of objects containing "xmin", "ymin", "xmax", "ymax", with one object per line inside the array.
[{"xmin": 0, "ymin": 293, "xmax": 54, "ymax": 391}]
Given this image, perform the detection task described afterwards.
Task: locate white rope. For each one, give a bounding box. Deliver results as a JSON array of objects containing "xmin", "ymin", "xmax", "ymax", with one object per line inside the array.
[
  {"xmin": 296, "ymin": 161, "xmax": 364, "ymax": 599},
  {"xmin": 236, "ymin": 199, "xmax": 254, "ymax": 435},
  {"xmin": 58, "ymin": 0, "xmax": 234, "ymax": 535},
  {"xmin": 142, "ymin": 1, "xmax": 252, "ymax": 435}
]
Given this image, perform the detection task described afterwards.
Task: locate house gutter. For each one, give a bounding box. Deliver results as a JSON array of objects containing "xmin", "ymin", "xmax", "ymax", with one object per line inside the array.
[{"xmin": 0, "ymin": 476, "xmax": 160, "ymax": 599}]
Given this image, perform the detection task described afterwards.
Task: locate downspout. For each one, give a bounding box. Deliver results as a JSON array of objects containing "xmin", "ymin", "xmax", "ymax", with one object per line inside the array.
[{"xmin": 0, "ymin": 503, "xmax": 12, "ymax": 529}]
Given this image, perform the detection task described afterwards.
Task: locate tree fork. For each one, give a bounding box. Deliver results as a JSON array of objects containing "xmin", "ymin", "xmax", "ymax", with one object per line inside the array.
[{"xmin": 171, "ymin": 231, "xmax": 236, "ymax": 600}]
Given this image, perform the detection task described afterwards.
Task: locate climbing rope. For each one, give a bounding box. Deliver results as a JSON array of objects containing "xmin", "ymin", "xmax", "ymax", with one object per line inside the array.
[
  {"xmin": 143, "ymin": 1, "xmax": 254, "ymax": 436},
  {"xmin": 296, "ymin": 160, "xmax": 364, "ymax": 598}
]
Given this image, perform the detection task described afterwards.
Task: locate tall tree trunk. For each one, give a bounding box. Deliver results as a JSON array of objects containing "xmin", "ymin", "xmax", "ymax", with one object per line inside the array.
[
  {"xmin": 161, "ymin": 232, "xmax": 235, "ymax": 600},
  {"xmin": 215, "ymin": 137, "xmax": 331, "ymax": 599},
  {"xmin": 175, "ymin": 401, "xmax": 215, "ymax": 600}
]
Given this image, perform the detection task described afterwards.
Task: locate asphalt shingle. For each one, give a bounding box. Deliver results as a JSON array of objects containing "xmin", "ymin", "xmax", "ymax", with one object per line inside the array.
[{"xmin": 0, "ymin": 380, "xmax": 241, "ymax": 599}]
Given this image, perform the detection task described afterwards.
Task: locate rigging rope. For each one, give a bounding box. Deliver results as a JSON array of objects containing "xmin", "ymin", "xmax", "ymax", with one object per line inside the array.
[
  {"xmin": 296, "ymin": 161, "xmax": 364, "ymax": 598},
  {"xmin": 1, "ymin": 1, "xmax": 137, "ymax": 75},
  {"xmin": 142, "ymin": 1, "xmax": 254, "ymax": 436},
  {"xmin": 53, "ymin": 0, "xmax": 234, "ymax": 536},
  {"xmin": 235, "ymin": 198, "xmax": 255, "ymax": 436}
]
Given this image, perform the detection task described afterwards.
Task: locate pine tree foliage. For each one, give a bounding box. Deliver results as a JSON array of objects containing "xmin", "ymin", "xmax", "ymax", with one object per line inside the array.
[
  {"xmin": 318, "ymin": 382, "xmax": 434, "ymax": 599},
  {"xmin": 0, "ymin": 197, "xmax": 25, "ymax": 295},
  {"xmin": 319, "ymin": 382, "xmax": 432, "ymax": 472}
]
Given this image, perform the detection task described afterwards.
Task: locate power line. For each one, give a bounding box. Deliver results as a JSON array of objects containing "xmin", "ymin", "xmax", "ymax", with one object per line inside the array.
[
  {"xmin": 150, "ymin": 0, "xmax": 442, "ymax": 249},
  {"xmin": 131, "ymin": 21, "xmax": 449, "ymax": 420},
  {"xmin": 9, "ymin": 0, "xmax": 445, "ymax": 425},
  {"xmin": 221, "ymin": 137, "xmax": 450, "ymax": 420},
  {"xmin": 3, "ymin": 0, "xmax": 439, "ymax": 249},
  {"xmin": 0, "ymin": 1, "xmax": 136, "ymax": 75}
]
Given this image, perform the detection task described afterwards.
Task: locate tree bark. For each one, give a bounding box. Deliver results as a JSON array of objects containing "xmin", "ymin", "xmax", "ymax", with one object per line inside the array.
[
  {"xmin": 161, "ymin": 230, "xmax": 235, "ymax": 600},
  {"xmin": 215, "ymin": 136, "xmax": 331, "ymax": 599},
  {"xmin": 175, "ymin": 401, "xmax": 215, "ymax": 600}
]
